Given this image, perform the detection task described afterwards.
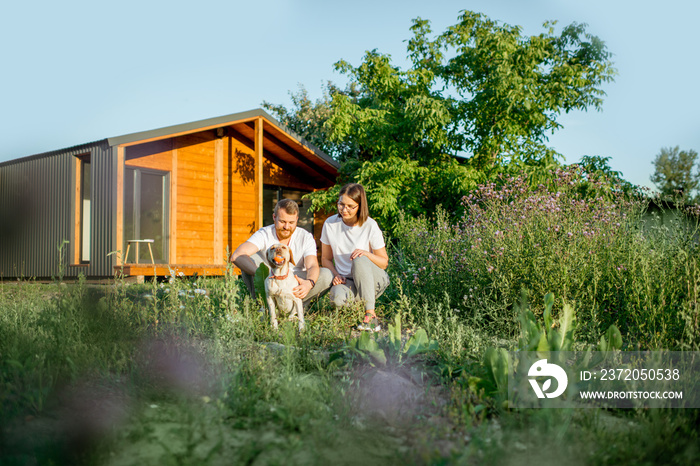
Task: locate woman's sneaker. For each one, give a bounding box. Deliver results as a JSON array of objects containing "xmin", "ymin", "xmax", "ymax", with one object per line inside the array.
[{"xmin": 357, "ymin": 314, "xmax": 381, "ymax": 332}]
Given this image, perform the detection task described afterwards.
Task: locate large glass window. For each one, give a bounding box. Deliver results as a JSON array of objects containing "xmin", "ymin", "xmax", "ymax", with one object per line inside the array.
[
  {"xmin": 263, "ymin": 185, "xmax": 313, "ymax": 234},
  {"xmin": 124, "ymin": 167, "xmax": 169, "ymax": 263},
  {"xmin": 74, "ymin": 154, "xmax": 91, "ymax": 263}
]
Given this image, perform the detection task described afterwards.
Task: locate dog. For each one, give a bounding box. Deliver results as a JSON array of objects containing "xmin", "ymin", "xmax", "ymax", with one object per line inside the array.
[{"xmin": 264, "ymin": 243, "xmax": 305, "ymax": 330}]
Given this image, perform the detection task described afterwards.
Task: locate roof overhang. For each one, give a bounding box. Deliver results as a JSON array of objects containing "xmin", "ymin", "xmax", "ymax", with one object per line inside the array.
[{"xmin": 108, "ymin": 108, "xmax": 338, "ymax": 184}]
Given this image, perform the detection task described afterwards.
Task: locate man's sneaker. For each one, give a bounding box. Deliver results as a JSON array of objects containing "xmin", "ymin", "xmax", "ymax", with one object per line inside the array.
[{"xmin": 357, "ymin": 313, "xmax": 381, "ymax": 332}]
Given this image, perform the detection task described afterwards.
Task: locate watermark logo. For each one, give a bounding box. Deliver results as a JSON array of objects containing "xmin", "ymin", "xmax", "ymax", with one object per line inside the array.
[{"xmin": 528, "ymin": 359, "xmax": 568, "ymax": 398}]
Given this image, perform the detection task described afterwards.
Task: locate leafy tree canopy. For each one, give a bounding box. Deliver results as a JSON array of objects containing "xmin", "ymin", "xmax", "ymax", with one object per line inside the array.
[
  {"xmin": 264, "ymin": 10, "xmax": 616, "ymax": 231},
  {"xmin": 650, "ymin": 146, "xmax": 700, "ymax": 202}
]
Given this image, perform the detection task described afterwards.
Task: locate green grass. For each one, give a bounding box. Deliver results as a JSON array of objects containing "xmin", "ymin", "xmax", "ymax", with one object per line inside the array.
[
  {"xmin": 1, "ymin": 273, "xmax": 698, "ymax": 465},
  {"xmin": 2, "ymin": 171, "xmax": 699, "ymax": 464},
  {"xmin": 0, "ymin": 276, "xmax": 444, "ymax": 465}
]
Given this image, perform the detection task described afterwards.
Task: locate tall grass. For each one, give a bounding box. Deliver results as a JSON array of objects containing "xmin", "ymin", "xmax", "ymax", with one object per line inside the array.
[
  {"xmin": 2, "ymin": 172, "xmax": 700, "ymax": 464},
  {"xmin": 0, "ymin": 277, "xmax": 145, "ymax": 419},
  {"xmin": 0, "ymin": 273, "xmax": 418, "ymax": 465},
  {"xmin": 393, "ymin": 168, "xmax": 700, "ymax": 349}
]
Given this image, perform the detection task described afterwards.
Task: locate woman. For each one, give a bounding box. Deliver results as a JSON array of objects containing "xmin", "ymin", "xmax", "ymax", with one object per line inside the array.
[{"xmin": 320, "ymin": 183, "xmax": 389, "ymax": 331}]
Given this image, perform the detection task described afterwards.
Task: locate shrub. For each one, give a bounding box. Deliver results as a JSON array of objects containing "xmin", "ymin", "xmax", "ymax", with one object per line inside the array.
[{"xmin": 394, "ymin": 167, "xmax": 700, "ymax": 348}]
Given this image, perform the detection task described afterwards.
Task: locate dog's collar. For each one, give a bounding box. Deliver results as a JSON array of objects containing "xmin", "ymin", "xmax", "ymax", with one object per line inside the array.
[{"xmin": 273, "ymin": 271, "xmax": 289, "ymax": 280}]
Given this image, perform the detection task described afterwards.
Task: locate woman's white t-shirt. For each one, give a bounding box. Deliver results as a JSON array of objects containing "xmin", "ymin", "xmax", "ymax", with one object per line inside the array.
[{"xmin": 320, "ymin": 214, "xmax": 386, "ymax": 277}]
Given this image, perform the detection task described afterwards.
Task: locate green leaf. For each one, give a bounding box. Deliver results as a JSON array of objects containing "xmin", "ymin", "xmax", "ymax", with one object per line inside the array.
[
  {"xmin": 548, "ymin": 302, "xmax": 576, "ymax": 351},
  {"xmin": 354, "ymin": 332, "xmax": 387, "ymax": 366},
  {"xmin": 558, "ymin": 303, "xmax": 576, "ymax": 351},
  {"xmin": 518, "ymin": 308, "xmax": 542, "ymax": 351},
  {"xmin": 598, "ymin": 324, "xmax": 623, "ymax": 352},
  {"xmin": 543, "ymin": 292, "xmax": 554, "ymax": 331},
  {"xmin": 403, "ymin": 329, "xmax": 431, "ymax": 358},
  {"xmin": 536, "ymin": 332, "xmax": 550, "ymax": 352},
  {"xmin": 483, "ymin": 347, "xmax": 510, "ymax": 393},
  {"xmin": 254, "ymin": 263, "xmax": 269, "ymax": 304},
  {"xmin": 7, "ymin": 359, "xmax": 23, "ymax": 369},
  {"xmin": 368, "ymin": 348, "xmax": 388, "ymax": 366},
  {"xmin": 388, "ymin": 313, "xmax": 402, "ymax": 354},
  {"xmin": 328, "ymin": 351, "xmax": 345, "ymax": 365},
  {"xmin": 598, "ymin": 335, "xmax": 608, "ymax": 353},
  {"xmin": 605, "ymin": 325, "xmax": 623, "ymax": 350}
]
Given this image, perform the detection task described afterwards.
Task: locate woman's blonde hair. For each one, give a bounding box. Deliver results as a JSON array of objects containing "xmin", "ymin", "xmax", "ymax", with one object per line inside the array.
[{"xmin": 338, "ymin": 183, "xmax": 369, "ymax": 227}]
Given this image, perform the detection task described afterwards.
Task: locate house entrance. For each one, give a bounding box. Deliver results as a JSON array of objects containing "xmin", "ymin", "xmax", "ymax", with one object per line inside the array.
[{"xmin": 124, "ymin": 168, "xmax": 169, "ymax": 263}]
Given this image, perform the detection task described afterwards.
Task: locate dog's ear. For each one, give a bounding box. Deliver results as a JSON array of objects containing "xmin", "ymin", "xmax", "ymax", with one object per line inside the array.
[
  {"xmin": 267, "ymin": 246, "xmax": 276, "ymax": 263},
  {"xmin": 288, "ymin": 247, "xmax": 296, "ymax": 266}
]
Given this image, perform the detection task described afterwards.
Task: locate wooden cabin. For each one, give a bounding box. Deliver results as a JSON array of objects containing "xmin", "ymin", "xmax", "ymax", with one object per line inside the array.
[{"xmin": 0, "ymin": 109, "xmax": 338, "ymax": 280}]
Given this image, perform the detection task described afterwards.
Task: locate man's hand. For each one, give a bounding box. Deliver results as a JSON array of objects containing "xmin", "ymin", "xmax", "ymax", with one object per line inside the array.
[
  {"xmin": 332, "ymin": 274, "xmax": 346, "ymax": 286},
  {"xmin": 293, "ymin": 275, "xmax": 313, "ymax": 299}
]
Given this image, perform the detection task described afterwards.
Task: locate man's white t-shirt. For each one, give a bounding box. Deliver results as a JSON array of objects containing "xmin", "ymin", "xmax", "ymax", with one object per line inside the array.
[
  {"xmin": 247, "ymin": 225, "xmax": 317, "ymax": 275},
  {"xmin": 320, "ymin": 214, "xmax": 386, "ymax": 277}
]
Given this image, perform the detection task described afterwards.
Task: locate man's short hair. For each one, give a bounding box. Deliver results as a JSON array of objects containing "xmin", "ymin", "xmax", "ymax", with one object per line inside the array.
[{"xmin": 273, "ymin": 198, "xmax": 300, "ymax": 216}]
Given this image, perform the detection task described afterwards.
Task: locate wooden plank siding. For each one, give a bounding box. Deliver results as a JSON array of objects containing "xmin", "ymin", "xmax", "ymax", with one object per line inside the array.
[
  {"xmin": 170, "ymin": 139, "xmax": 178, "ymax": 264},
  {"xmin": 254, "ymin": 118, "xmax": 264, "ymax": 234},
  {"xmin": 225, "ymin": 137, "xmax": 257, "ymax": 259},
  {"xmin": 175, "ymin": 133, "xmax": 216, "ymax": 264},
  {"xmin": 124, "ymin": 139, "xmax": 173, "ymax": 172},
  {"xmin": 115, "ymin": 146, "xmax": 125, "ymax": 266},
  {"xmin": 122, "ymin": 132, "xmax": 264, "ymax": 266},
  {"xmin": 113, "ymin": 122, "xmax": 335, "ymax": 276}
]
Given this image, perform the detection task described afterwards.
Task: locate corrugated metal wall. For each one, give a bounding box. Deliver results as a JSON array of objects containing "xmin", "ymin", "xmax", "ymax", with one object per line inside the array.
[{"xmin": 0, "ymin": 141, "xmax": 115, "ymax": 278}]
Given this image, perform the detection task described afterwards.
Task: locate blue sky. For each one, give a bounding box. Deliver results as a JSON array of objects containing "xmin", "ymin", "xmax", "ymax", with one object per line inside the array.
[{"xmin": 1, "ymin": 0, "xmax": 698, "ymax": 189}]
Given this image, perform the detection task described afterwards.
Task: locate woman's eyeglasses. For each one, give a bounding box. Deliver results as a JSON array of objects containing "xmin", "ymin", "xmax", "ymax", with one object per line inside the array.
[{"xmin": 337, "ymin": 202, "xmax": 359, "ymax": 211}]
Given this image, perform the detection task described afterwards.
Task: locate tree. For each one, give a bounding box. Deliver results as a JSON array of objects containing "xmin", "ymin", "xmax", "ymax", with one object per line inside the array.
[
  {"xmin": 264, "ymin": 10, "xmax": 616, "ymax": 230},
  {"xmin": 263, "ymin": 83, "xmax": 341, "ymax": 159},
  {"xmin": 408, "ymin": 12, "xmax": 616, "ymax": 168},
  {"xmin": 650, "ymin": 146, "xmax": 700, "ymax": 202}
]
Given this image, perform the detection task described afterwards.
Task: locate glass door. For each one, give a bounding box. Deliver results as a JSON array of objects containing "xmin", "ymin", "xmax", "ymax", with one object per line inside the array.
[{"xmin": 124, "ymin": 167, "xmax": 169, "ymax": 263}]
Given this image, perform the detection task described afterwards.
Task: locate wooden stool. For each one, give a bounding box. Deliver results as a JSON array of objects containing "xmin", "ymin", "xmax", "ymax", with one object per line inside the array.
[{"xmin": 125, "ymin": 239, "xmax": 155, "ymax": 265}]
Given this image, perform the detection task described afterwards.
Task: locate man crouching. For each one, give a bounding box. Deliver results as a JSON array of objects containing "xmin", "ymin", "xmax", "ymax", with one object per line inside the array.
[{"xmin": 230, "ymin": 198, "xmax": 332, "ymax": 308}]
